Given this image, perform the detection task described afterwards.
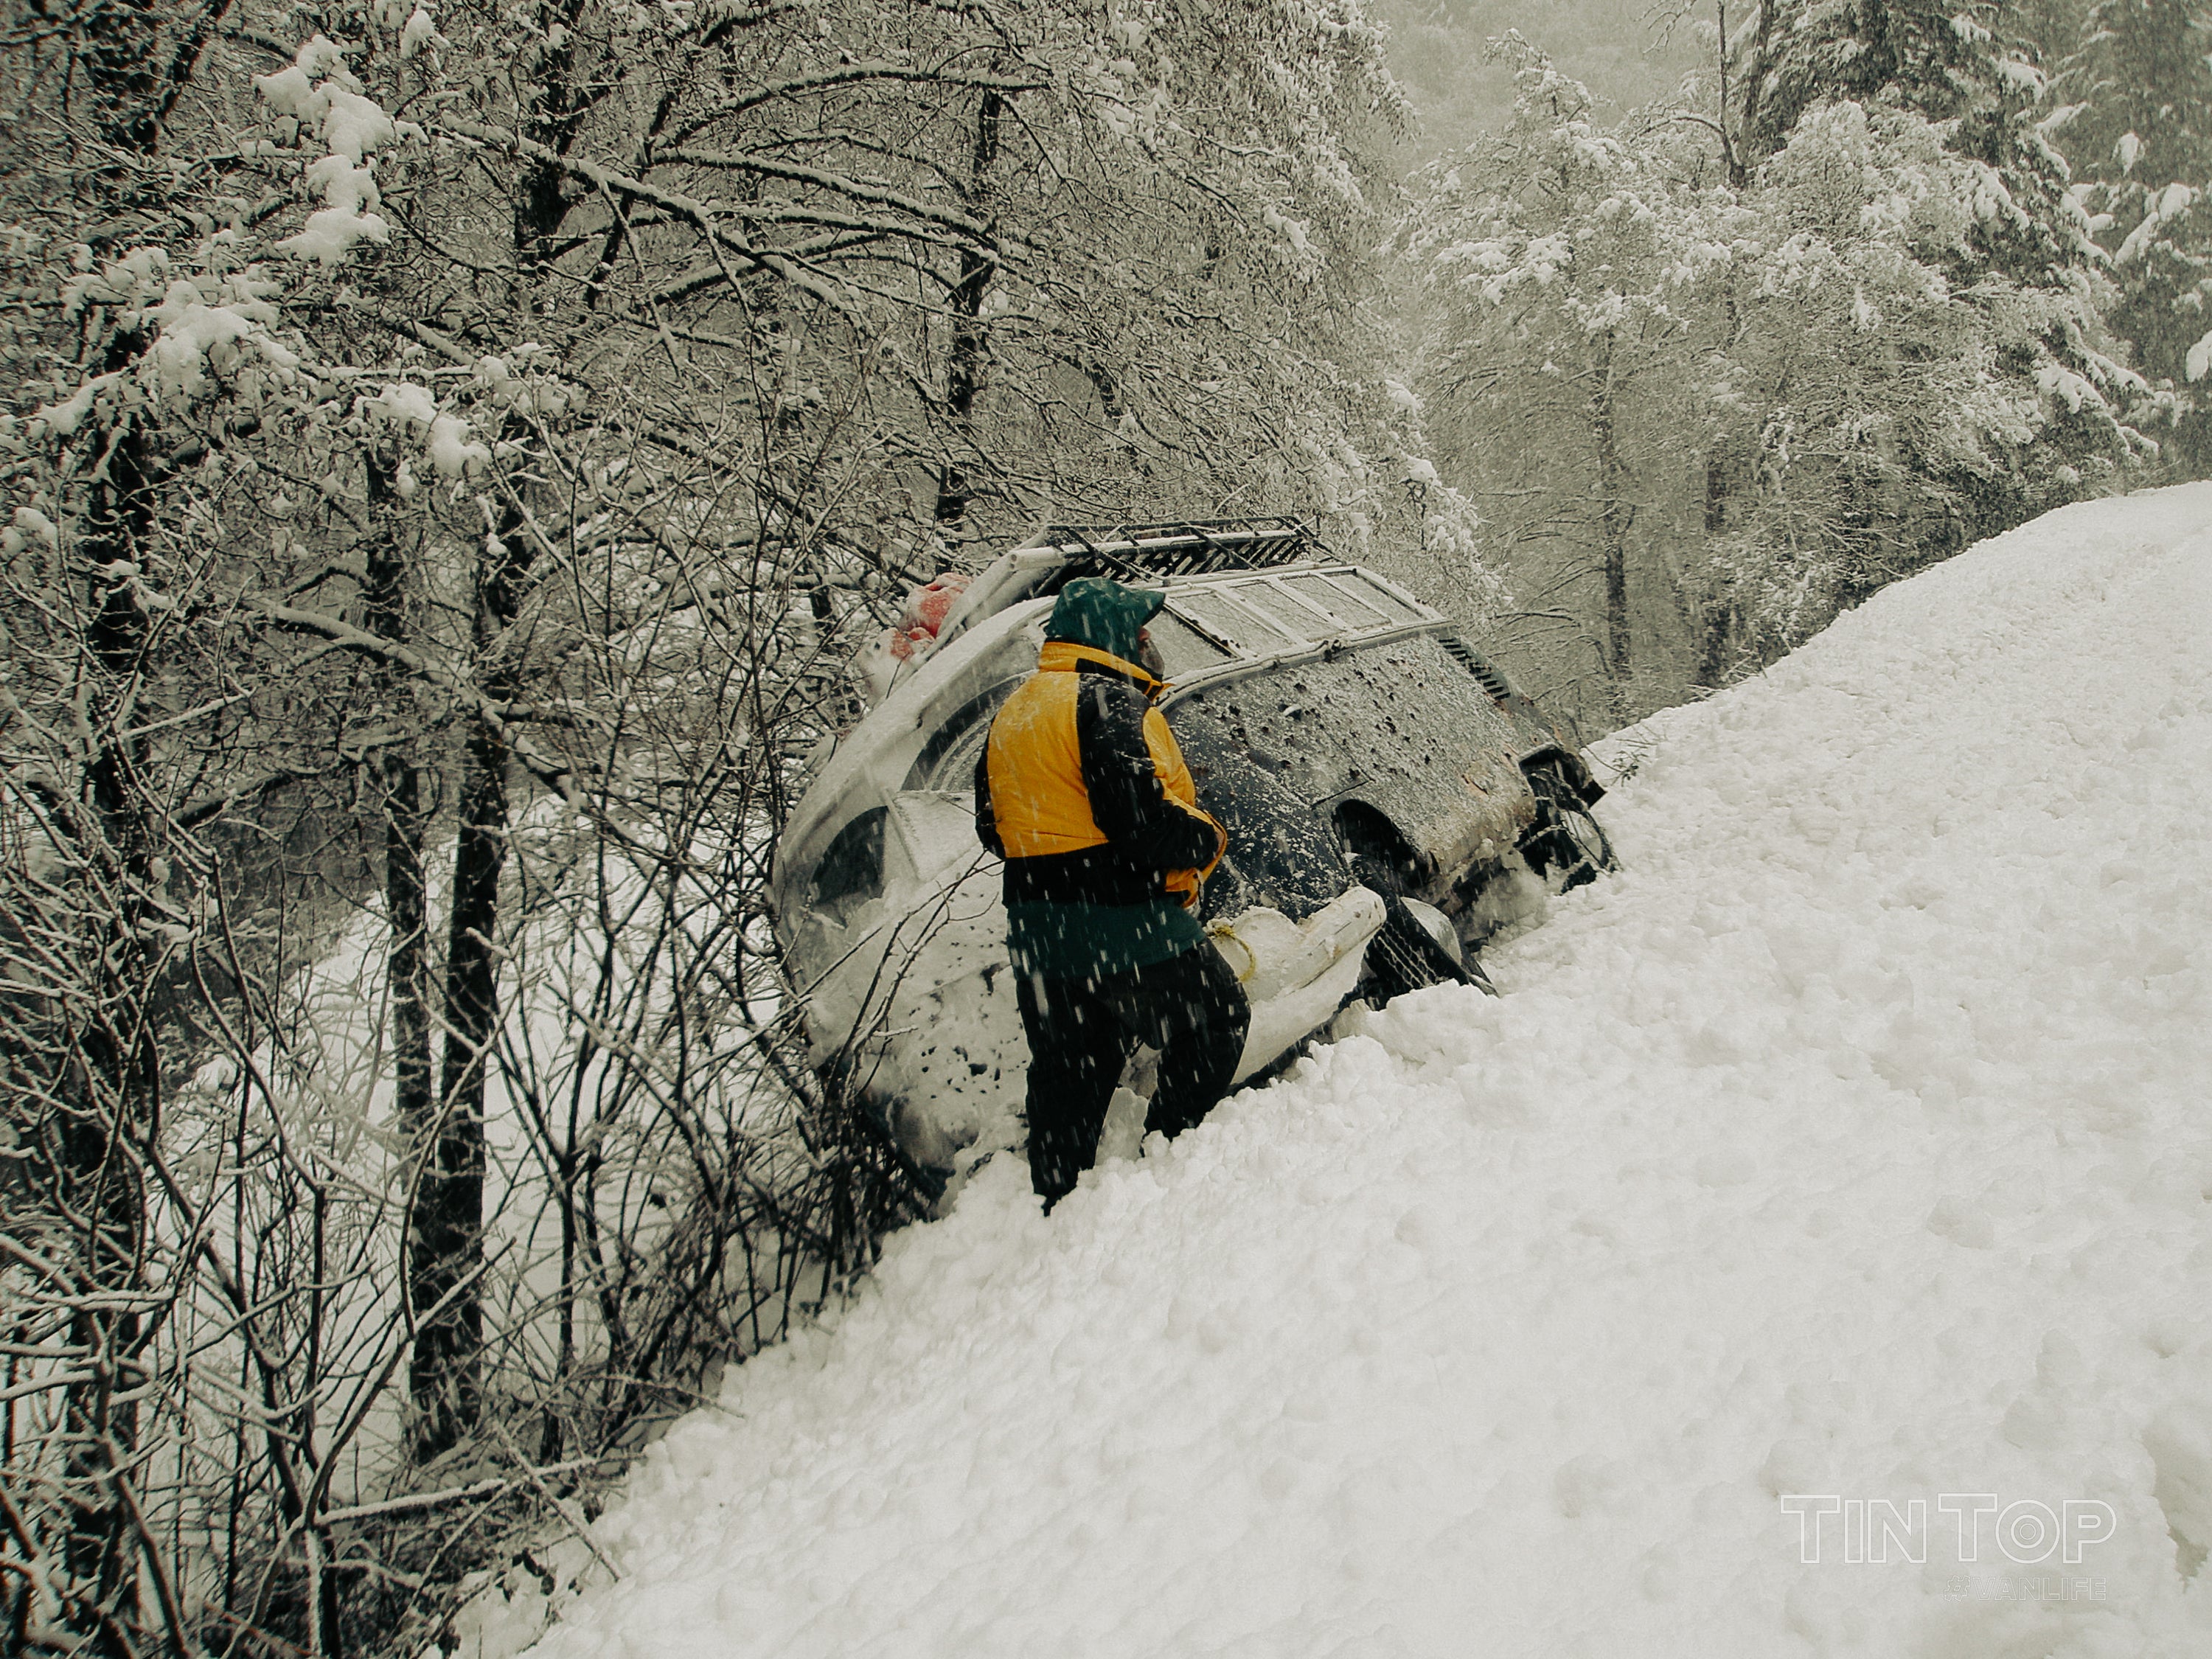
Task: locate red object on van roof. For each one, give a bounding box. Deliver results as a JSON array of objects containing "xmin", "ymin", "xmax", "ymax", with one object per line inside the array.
[{"xmin": 888, "ymin": 572, "xmax": 970, "ymax": 661}]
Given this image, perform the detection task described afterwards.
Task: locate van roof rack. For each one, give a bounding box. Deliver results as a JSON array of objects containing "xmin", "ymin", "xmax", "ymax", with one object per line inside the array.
[{"xmin": 1021, "ymin": 517, "xmax": 1318, "ymax": 586}]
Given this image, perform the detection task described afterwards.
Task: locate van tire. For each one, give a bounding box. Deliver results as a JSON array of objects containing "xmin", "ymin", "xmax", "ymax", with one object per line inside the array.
[{"xmin": 1523, "ymin": 765, "xmax": 1616, "ymax": 891}]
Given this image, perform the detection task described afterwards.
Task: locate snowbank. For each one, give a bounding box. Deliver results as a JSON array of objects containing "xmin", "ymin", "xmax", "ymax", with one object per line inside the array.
[{"xmin": 515, "ymin": 486, "xmax": 2212, "ymax": 1658}]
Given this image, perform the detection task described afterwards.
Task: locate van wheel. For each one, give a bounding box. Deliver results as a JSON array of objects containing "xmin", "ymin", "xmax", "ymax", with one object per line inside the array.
[
  {"xmin": 1336, "ymin": 810, "xmax": 1422, "ymax": 905},
  {"xmin": 1523, "ymin": 767, "xmax": 1616, "ymax": 892}
]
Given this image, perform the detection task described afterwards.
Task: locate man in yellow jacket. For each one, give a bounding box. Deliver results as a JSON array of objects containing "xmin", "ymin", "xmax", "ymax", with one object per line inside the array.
[{"xmin": 975, "ymin": 577, "xmax": 1251, "ymax": 1207}]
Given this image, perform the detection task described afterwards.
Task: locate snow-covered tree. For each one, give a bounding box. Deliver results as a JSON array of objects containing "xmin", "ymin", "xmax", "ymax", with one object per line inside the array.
[
  {"xmin": 1709, "ymin": 96, "xmax": 2153, "ymax": 655},
  {"xmin": 1741, "ymin": 0, "xmax": 2034, "ymax": 149},
  {"xmin": 1400, "ymin": 27, "xmax": 2162, "ymax": 723},
  {"xmin": 2057, "ymin": 0, "xmax": 2212, "ymax": 470},
  {"xmin": 2056, "ymin": 0, "xmax": 2212, "ymax": 184},
  {"xmin": 1399, "ymin": 44, "xmax": 1738, "ymax": 713},
  {"xmin": 1767, "ymin": 4, "xmax": 2163, "ymax": 473}
]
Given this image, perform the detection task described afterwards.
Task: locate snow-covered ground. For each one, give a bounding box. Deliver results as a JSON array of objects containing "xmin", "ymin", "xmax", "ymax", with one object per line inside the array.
[{"xmin": 515, "ymin": 487, "xmax": 2212, "ymax": 1658}]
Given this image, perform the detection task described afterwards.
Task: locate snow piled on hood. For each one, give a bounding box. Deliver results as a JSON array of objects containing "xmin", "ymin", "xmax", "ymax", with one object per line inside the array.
[{"xmin": 519, "ymin": 486, "xmax": 2212, "ymax": 1658}]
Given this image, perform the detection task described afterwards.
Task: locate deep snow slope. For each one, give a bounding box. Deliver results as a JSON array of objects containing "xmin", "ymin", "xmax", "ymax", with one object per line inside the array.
[{"xmin": 521, "ymin": 487, "xmax": 2212, "ymax": 1658}]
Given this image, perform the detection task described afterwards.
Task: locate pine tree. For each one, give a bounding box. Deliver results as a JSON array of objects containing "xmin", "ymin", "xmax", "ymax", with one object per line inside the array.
[
  {"xmin": 1744, "ymin": 4, "xmax": 2071, "ymax": 271},
  {"xmin": 1736, "ymin": 0, "xmax": 2154, "ymax": 512},
  {"xmin": 2059, "ymin": 1, "xmax": 2212, "ymax": 471},
  {"xmin": 1744, "ymin": 0, "xmax": 2020, "ymax": 150},
  {"xmin": 2063, "ymin": 0, "xmax": 2212, "ymax": 184}
]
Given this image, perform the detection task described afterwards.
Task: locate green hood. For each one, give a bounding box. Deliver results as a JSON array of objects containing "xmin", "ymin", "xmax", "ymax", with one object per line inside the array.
[{"xmin": 1043, "ymin": 577, "xmax": 1165, "ymax": 664}]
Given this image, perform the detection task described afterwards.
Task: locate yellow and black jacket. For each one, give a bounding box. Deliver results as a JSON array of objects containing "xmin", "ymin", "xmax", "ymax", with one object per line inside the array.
[{"xmin": 975, "ymin": 591, "xmax": 1225, "ymax": 978}]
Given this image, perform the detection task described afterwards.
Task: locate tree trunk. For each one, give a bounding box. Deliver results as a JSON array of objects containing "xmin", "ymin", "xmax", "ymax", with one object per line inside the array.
[
  {"xmin": 410, "ymin": 516, "xmax": 536, "ymax": 1464},
  {"xmin": 360, "ymin": 460, "xmax": 445, "ymax": 1463},
  {"xmin": 1589, "ymin": 335, "xmax": 1632, "ymax": 700},
  {"xmin": 383, "ymin": 748, "xmax": 432, "ymax": 1175},
  {"xmin": 53, "ymin": 325, "xmax": 161, "ymax": 1655},
  {"xmin": 1738, "ymin": 0, "xmax": 1778, "ymax": 162},
  {"xmin": 38, "ymin": 8, "xmax": 220, "ymax": 1629},
  {"xmin": 1718, "ymin": 0, "xmax": 1747, "ymax": 189},
  {"xmin": 1086, "ymin": 361, "xmax": 1124, "ymax": 422},
  {"xmin": 934, "ymin": 91, "xmax": 1004, "ymax": 528},
  {"xmin": 411, "ymin": 717, "xmax": 498, "ymax": 1461},
  {"xmin": 361, "ymin": 461, "xmax": 432, "ymax": 1151},
  {"xmin": 400, "ymin": 9, "xmax": 581, "ymax": 1460}
]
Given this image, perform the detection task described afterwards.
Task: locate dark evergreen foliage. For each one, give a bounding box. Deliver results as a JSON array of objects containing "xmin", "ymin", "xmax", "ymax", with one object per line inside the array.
[{"xmin": 2059, "ymin": 1, "xmax": 2212, "ymax": 470}]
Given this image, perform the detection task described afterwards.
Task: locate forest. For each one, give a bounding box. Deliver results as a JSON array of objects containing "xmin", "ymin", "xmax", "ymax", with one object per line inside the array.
[{"xmin": 1, "ymin": 2, "xmax": 2207, "ymax": 1655}]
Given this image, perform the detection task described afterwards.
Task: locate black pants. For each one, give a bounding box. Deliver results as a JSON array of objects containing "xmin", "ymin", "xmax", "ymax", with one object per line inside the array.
[{"xmin": 1015, "ymin": 943, "xmax": 1251, "ymax": 1206}]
